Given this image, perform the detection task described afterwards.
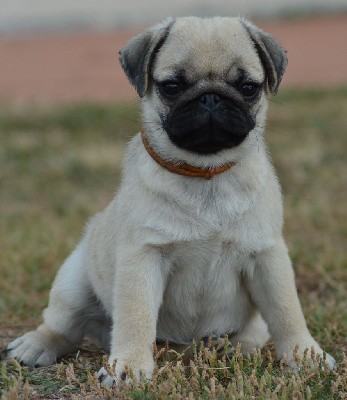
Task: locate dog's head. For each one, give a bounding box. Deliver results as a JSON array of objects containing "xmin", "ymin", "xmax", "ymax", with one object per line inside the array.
[{"xmin": 119, "ymin": 17, "xmax": 287, "ymax": 161}]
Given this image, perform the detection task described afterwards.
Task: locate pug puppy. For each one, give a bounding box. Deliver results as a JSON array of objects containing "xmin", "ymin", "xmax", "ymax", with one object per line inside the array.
[{"xmin": 7, "ymin": 16, "xmax": 335, "ymax": 386}]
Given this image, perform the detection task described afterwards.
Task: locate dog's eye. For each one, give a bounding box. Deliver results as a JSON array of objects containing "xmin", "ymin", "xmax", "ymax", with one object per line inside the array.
[
  {"xmin": 240, "ymin": 82, "xmax": 261, "ymax": 99},
  {"xmin": 160, "ymin": 81, "xmax": 181, "ymax": 96}
]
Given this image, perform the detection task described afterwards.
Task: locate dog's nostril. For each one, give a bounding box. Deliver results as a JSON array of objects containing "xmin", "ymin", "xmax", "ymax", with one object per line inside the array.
[
  {"xmin": 199, "ymin": 93, "xmax": 221, "ymax": 110},
  {"xmin": 212, "ymin": 94, "xmax": 221, "ymax": 104}
]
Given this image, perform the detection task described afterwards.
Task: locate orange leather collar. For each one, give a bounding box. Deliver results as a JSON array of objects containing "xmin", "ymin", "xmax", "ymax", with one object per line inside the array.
[{"xmin": 141, "ymin": 131, "xmax": 236, "ymax": 180}]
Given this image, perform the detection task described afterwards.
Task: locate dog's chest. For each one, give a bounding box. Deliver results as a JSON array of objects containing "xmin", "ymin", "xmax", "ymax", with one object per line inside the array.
[{"xmin": 156, "ymin": 238, "xmax": 254, "ymax": 343}]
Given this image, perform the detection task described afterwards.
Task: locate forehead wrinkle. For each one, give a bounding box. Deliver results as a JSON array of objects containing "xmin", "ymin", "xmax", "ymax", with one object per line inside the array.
[{"xmin": 154, "ymin": 18, "xmax": 264, "ymax": 82}]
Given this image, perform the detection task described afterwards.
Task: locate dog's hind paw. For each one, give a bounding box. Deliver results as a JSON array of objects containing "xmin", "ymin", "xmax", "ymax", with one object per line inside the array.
[
  {"xmin": 202, "ymin": 334, "xmax": 235, "ymax": 358},
  {"xmin": 6, "ymin": 324, "xmax": 76, "ymax": 367}
]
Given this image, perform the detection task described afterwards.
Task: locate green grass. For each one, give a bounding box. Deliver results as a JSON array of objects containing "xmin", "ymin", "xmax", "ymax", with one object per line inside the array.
[{"xmin": 0, "ymin": 88, "xmax": 346, "ymax": 399}]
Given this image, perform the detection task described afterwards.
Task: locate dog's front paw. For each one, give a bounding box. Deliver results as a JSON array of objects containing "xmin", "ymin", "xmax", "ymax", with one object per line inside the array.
[
  {"xmin": 97, "ymin": 367, "xmax": 118, "ymax": 388},
  {"xmin": 97, "ymin": 354, "xmax": 154, "ymax": 388},
  {"xmin": 277, "ymin": 335, "xmax": 336, "ymax": 370}
]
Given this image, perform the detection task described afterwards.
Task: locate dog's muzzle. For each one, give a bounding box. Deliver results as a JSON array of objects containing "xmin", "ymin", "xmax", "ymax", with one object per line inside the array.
[{"xmin": 164, "ymin": 92, "xmax": 255, "ymax": 154}]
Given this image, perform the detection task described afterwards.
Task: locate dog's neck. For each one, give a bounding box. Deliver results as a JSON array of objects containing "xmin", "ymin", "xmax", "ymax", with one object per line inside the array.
[{"xmin": 141, "ymin": 130, "xmax": 236, "ymax": 180}]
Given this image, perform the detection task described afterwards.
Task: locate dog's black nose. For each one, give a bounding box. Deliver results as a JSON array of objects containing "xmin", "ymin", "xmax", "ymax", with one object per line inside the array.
[{"xmin": 199, "ymin": 93, "xmax": 221, "ymax": 111}]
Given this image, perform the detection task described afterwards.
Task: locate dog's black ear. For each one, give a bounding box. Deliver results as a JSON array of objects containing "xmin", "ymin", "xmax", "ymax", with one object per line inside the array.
[
  {"xmin": 242, "ymin": 19, "xmax": 288, "ymax": 94},
  {"xmin": 119, "ymin": 18, "xmax": 174, "ymax": 97}
]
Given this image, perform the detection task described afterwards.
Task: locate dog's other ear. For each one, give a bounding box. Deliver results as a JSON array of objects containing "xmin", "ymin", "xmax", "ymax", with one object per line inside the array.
[
  {"xmin": 119, "ymin": 18, "xmax": 174, "ymax": 97},
  {"xmin": 242, "ymin": 19, "xmax": 288, "ymax": 94}
]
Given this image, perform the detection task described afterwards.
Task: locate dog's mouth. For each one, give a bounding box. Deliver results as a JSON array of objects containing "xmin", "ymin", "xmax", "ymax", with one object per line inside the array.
[{"xmin": 163, "ymin": 93, "xmax": 255, "ymax": 154}]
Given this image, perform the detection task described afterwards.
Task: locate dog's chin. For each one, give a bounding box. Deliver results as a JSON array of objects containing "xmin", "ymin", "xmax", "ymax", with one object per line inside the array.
[
  {"xmin": 165, "ymin": 117, "xmax": 254, "ymax": 155},
  {"xmin": 167, "ymin": 126, "xmax": 248, "ymax": 154}
]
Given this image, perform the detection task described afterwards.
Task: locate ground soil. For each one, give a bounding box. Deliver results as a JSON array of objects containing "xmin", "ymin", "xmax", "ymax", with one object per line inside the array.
[{"xmin": 0, "ymin": 15, "xmax": 346, "ymax": 104}]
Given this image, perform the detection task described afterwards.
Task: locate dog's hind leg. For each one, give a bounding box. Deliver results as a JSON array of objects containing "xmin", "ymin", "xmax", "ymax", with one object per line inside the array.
[
  {"xmin": 229, "ymin": 312, "xmax": 270, "ymax": 354},
  {"xmin": 7, "ymin": 241, "xmax": 98, "ymax": 367}
]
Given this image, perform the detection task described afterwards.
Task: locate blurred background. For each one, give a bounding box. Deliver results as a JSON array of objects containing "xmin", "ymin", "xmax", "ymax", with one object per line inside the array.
[{"xmin": 0, "ymin": 0, "xmax": 346, "ymax": 103}]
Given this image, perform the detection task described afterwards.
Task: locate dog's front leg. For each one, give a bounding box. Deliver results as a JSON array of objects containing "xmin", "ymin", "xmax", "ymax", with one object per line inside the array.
[
  {"xmin": 246, "ymin": 238, "xmax": 335, "ymax": 369},
  {"xmin": 98, "ymin": 245, "xmax": 165, "ymax": 387}
]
